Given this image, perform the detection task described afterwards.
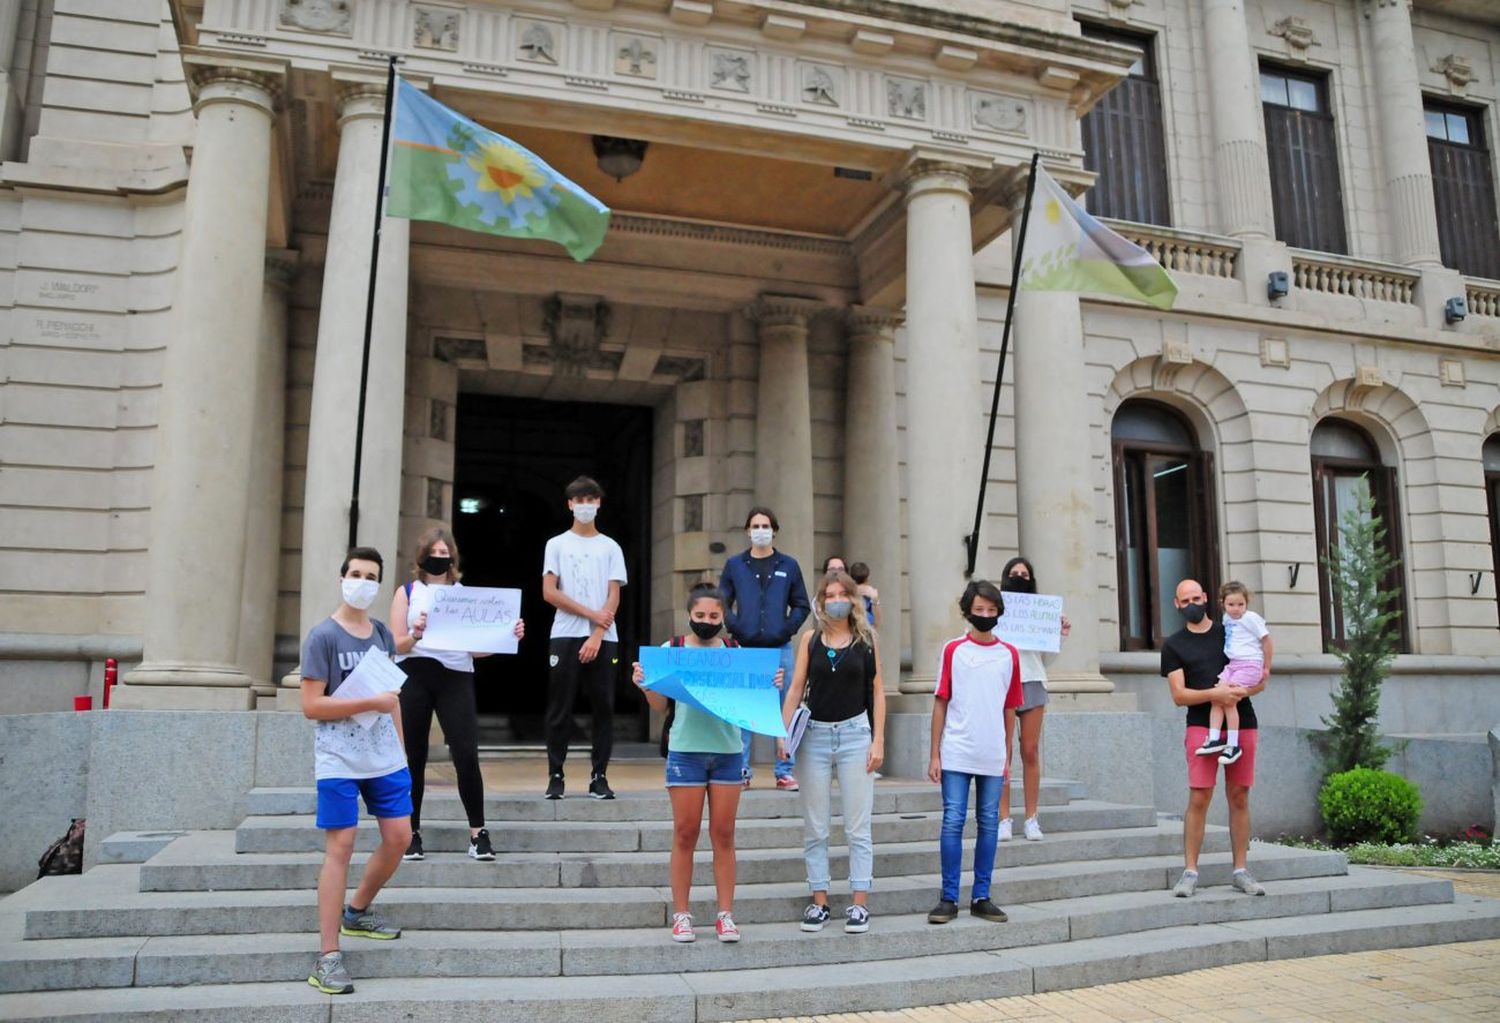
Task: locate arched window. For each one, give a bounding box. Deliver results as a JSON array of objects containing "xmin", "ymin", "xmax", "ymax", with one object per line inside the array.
[
  {"xmin": 1112, "ymin": 400, "xmax": 1219, "ymax": 649},
  {"xmin": 1310, "ymin": 418, "xmax": 1408, "ymax": 651},
  {"xmin": 1483, "ymin": 435, "xmax": 1500, "ymax": 626}
]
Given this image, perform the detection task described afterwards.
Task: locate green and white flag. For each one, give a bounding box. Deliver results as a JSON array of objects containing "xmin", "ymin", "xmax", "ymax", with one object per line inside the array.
[{"xmin": 1018, "ymin": 164, "xmax": 1177, "ymax": 310}]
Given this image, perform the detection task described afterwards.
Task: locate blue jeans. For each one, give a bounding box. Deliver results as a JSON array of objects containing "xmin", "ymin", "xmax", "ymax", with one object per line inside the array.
[
  {"xmin": 799, "ymin": 714, "xmax": 875, "ymax": 892},
  {"xmin": 742, "ymin": 640, "xmax": 797, "ymax": 781},
  {"xmin": 940, "ymin": 769, "xmax": 1004, "ymax": 903}
]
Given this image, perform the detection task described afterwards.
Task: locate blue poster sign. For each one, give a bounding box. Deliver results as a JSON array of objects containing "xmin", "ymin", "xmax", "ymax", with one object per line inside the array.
[{"xmin": 638, "ymin": 646, "xmax": 786, "ymax": 738}]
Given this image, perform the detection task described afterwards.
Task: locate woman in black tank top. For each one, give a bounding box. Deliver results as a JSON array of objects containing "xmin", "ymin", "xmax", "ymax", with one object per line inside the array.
[{"xmin": 778, "ymin": 571, "xmax": 887, "ymax": 934}]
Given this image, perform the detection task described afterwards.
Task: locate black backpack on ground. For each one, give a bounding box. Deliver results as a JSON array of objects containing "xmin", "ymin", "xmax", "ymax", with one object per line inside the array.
[{"xmin": 37, "ymin": 818, "xmax": 85, "ymax": 879}]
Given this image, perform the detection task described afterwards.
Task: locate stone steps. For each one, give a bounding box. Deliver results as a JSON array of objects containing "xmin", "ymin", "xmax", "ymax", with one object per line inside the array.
[
  {"xmin": 18, "ymin": 845, "xmax": 1350, "ymax": 940},
  {"xmin": 0, "ymin": 868, "xmax": 1453, "ymax": 993},
  {"xmin": 241, "ymin": 779, "xmax": 1081, "ymax": 820},
  {"xmin": 233, "ymin": 800, "xmax": 1157, "ymax": 854},
  {"xmin": 142, "ymin": 824, "xmax": 1222, "ymax": 891},
  {"xmin": 4, "ymin": 897, "xmax": 1498, "ymax": 1021}
]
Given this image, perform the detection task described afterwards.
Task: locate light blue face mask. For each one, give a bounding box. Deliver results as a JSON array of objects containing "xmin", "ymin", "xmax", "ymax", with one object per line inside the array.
[{"xmin": 824, "ymin": 600, "xmax": 854, "ymax": 620}]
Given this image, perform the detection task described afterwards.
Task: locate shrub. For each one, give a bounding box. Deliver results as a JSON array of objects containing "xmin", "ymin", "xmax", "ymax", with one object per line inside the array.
[{"xmin": 1318, "ymin": 767, "xmax": 1422, "ymax": 845}]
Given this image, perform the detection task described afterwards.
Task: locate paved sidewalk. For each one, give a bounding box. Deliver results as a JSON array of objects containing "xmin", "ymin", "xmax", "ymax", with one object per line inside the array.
[{"xmin": 732, "ymin": 872, "xmax": 1500, "ymax": 1023}]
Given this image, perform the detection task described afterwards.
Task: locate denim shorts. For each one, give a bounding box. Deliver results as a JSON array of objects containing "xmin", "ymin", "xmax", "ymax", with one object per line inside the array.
[
  {"xmin": 315, "ymin": 767, "xmax": 414, "ymax": 829},
  {"xmin": 665, "ymin": 750, "xmax": 743, "ymax": 787}
]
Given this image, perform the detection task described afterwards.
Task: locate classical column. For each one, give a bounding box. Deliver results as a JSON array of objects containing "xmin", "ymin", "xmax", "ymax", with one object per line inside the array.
[
  {"xmin": 1013, "ymin": 289, "xmax": 1112, "ymax": 692},
  {"xmin": 749, "ymin": 295, "xmax": 819, "ymax": 570},
  {"xmin": 1204, "ymin": 0, "xmax": 1276, "ymax": 238},
  {"xmin": 237, "ymin": 251, "xmax": 297, "ymax": 691},
  {"xmin": 298, "ymin": 74, "xmax": 411, "ymax": 641},
  {"xmin": 843, "ymin": 306, "xmax": 903, "ymax": 687},
  {"xmin": 1368, "ymin": 0, "xmax": 1443, "ymax": 267},
  {"xmin": 118, "ymin": 57, "xmax": 283, "ymax": 709},
  {"xmin": 900, "ymin": 156, "xmax": 987, "ymax": 692}
]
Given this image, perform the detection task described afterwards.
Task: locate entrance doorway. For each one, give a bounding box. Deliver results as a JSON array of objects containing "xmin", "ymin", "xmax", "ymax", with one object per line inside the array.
[{"xmin": 452, "ymin": 394, "xmax": 653, "ymax": 746}]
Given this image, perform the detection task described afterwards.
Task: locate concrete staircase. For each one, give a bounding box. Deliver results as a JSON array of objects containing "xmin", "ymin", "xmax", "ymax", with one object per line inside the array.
[{"xmin": 2, "ymin": 777, "xmax": 1498, "ymax": 1021}]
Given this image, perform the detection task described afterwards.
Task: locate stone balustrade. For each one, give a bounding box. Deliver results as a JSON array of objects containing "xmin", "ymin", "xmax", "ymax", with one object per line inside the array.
[
  {"xmin": 1291, "ymin": 250, "xmax": 1420, "ymax": 304},
  {"xmin": 1467, "ymin": 279, "xmax": 1500, "ymax": 318},
  {"xmin": 1105, "ymin": 221, "xmax": 1240, "ymax": 280}
]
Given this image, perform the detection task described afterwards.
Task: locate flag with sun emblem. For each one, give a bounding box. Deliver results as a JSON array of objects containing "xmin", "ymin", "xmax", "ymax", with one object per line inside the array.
[
  {"xmin": 386, "ymin": 78, "xmax": 610, "ymax": 261},
  {"xmin": 1017, "ymin": 164, "xmax": 1177, "ymax": 311}
]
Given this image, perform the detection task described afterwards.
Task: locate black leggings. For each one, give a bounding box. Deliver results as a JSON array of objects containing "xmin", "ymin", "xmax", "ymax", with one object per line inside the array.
[
  {"xmin": 398, "ymin": 657, "xmax": 484, "ymax": 832},
  {"xmin": 545, "ymin": 637, "xmax": 618, "ymax": 777}
]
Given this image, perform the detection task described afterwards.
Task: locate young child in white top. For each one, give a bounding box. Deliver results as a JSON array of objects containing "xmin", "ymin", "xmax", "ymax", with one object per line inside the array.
[{"xmin": 1196, "ymin": 580, "xmax": 1272, "ymax": 766}]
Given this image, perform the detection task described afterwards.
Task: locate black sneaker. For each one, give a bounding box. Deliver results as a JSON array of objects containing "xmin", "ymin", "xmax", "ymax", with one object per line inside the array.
[
  {"xmin": 970, "ymin": 898, "xmax": 1008, "ymax": 923},
  {"xmin": 1219, "ymin": 745, "xmax": 1244, "ymax": 765},
  {"xmin": 545, "ymin": 774, "xmax": 564, "ymax": 800},
  {"xmin": 402, "ymin": 832, "xmax": 424, "ymax": 861},
  {"xmin": 800, "ymin": 903, "xmax": 831, "ymax": 932},
  {"xmin": 1195, "ymin": 737, "xmax": 1228, "ymax": 756},
  {"xmin": 468, "ymin": 829, "xmax": 495, "ymax": 861},
  {"xmin": 927, "ymin": 900, "xmax": 959, "ymax": 924},
  {"xmin": 843, "ymin": 905, "xmax": 870, "ymax": 933},
  {"xmin": 589, "ymin": 774, "xmax": 615, "ymax": 800}
]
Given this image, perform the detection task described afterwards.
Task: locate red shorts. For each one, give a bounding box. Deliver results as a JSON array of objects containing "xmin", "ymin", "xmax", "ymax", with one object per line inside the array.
[{"xmin": 1185, "ymin": 726, "xmax": 1256, "ymax": 789}]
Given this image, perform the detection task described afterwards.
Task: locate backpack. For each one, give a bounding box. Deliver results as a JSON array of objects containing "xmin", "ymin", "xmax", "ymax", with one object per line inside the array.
[
  {"xmin": 658, "ymin": 634, "xmax": 738, "ymax": 757},
  {"xmin": 37, "ymin": 818, "xmax": 85, "ymax": 879}
]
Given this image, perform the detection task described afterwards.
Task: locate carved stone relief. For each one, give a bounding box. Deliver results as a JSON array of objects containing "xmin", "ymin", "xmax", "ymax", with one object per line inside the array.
[
  {"xmin": 1433, "ymin": 53, "xmax": 1475, "ymax": 94},
  {"xmin": 518, "ymin": 20, "xmax": 559, "ymax": 64},
  {"xmin": 614, "ymin": 35, "xmax": 658, "ymax": 78},
  {"xmin": 886, "ymin": 77, "xmax": 926, "ymax": 120},
  {"xmin": 279, "ymin": 0, "xmax": 351, "ymax": 35},
  {"xmin": 801, "ymin": 64, "xmax": 838, "ymax": 107},
  {"xmin": 544, "ymin": 294, "xmax": 611, "ymax": 376},
  {"xmin": 970, "ymin": 93, "xmax": 1026, "ymax": 134},
  {"xmin": 1269, "ymin": 16, "xmax": 1318, "ymax": 52},
  {"xmin": 709, "ymin": 50, "xmax": 752, "ymax": 93},
  {"xmin": 413, "ymin": 6, "xmax": 459, "ymax": 50}
]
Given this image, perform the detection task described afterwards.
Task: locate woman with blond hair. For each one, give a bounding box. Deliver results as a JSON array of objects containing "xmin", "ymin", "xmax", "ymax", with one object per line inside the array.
[
  {"xmin": 391, "ymin": 527, "xmax": 523, "ymax": 863},
  {"xmin": 778, "ymin": 570, "xmax": 886, "ymax": 934}
]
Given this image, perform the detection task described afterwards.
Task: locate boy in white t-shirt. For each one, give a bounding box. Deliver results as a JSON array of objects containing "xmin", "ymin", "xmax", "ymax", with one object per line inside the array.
[
  {"xmin": 1196, "ymin": 580, "xmax": 1273, "ymax": 767},
  {"xmin": 542, "ymin": 475, "xmax": 629, "ymax": 801},
  {"xmin": 926, "ymin": 579, "xmax": 1023, "ymax": 926}
]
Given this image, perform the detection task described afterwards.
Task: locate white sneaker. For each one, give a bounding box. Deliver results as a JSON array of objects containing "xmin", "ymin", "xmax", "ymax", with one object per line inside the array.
[
  {"xmin": 997, "ymin": 818, "xmax": 1013, "ymax": 842},
  {"xmin": 1023, "ymin": 816, "xmax": 1043, "ymax": 841}
]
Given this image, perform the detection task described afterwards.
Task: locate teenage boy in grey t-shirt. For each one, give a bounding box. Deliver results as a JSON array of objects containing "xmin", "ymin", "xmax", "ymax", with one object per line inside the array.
[{"xmin": 299, "ymin": 546, "xmax": 412, "ymax": 996}]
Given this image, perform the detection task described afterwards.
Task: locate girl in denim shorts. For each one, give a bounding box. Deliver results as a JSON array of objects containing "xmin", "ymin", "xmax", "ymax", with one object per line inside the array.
[{"xmin": 633, "ymin": 583, "xmax": 784, "ymax": 944}]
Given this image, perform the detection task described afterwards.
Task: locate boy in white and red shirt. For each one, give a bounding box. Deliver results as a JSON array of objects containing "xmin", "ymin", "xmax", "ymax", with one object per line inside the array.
[{"xmin": 926, "ymin": 579, "xmax": 1023, "ymax": 925}]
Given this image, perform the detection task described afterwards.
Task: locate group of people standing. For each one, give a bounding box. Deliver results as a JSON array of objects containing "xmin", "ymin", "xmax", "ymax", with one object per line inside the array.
[{"xmin": 289, "ymin": 475, "xmax": 1100, "ymax": 989}]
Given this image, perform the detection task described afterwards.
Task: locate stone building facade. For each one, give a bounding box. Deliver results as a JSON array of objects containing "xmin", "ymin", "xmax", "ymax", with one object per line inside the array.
[{"xmin": 2, "ymin": 0, "xmax": 1498, "ymax": 759}]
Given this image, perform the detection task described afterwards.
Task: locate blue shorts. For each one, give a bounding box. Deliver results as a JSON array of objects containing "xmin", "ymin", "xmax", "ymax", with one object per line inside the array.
[
  {"xmin": 665, "ymin": 751, "xmax": 742, "ymax": 787},
  {"xmin": 315, "ymin": 767, "xmax": 414, "ymax": 829}
]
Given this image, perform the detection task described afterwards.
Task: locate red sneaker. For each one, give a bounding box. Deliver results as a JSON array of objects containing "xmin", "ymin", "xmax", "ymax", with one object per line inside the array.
[
  {"xmin": 715, "ymin": 911, "xmax": 741, "ymax": 943},
  {"xmin": 776, "ymin": 775, "xmax": 799, "ymax": 792},
  {"xmin": 671, "ymin": 912, "xmax": 695, "ymax": 943}
]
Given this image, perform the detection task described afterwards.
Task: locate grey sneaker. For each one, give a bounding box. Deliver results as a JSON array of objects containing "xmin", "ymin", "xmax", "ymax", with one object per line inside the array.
[
  {"xmin": 1172, "ymin": 869, "xmax": 1198, "ymax": 898},
  {"xmin": 1231, "ymin": 869, "xmax": 1266, "ymax": 896},
  {"xmin": 307, "ymin": 951, "xmax": 354, "ymax": 994},
  {"xmin": 340, "ymin": 906, "xmax": 401, "ymax": 940}
]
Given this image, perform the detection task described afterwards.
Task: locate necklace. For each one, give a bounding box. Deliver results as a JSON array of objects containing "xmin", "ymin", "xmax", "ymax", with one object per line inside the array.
[{"xmin": 824, "ymin": 635, "xmax": 855, "ymax": 672}]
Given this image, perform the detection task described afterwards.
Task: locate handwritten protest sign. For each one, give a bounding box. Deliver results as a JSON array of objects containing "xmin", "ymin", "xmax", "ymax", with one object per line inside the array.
[
  {"xmin": 421, "ymin": 586, "xmax": 522, "ymax": 654},
  {"xmin": 994, "ymin": 592, "xmax": 1065, "ymax": 653},
  {"xmin": 638, "ymin": 646, "xmax": 785, "ymax": 737}
]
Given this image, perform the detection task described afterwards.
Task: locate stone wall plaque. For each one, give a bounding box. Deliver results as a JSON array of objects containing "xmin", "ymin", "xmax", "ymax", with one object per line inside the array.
[
  {"xmin": 517, "ymin": 20, "xmax": 560, "ymax": 64},
  {"xmin": 413, "ymin": 5, "xmax": 460, "ymax": 50},
  {"xmin": 708, "ymin": 49, "xmax": 752, "ymax": 93},
  {"xmin": 15, "ymin": 270, "xmax": 126, "ymax": 313},
  {"xmin": 614, "ymin": 34, "xmax": 659, "ymax": 78},
  {"xmin": 970, "ymin": 92, "xmax": 1027, "ymax": 135},
  {"xmin": 886, "ymin": 76, "xmax": 926, "ymax": 120},
  {"xmin": 800, "ymin": 63, "xmax": 839, "ymax": 107},
  {"xmin": 279, "ymin": 0, "xmax": 352, "ymax": 35}
]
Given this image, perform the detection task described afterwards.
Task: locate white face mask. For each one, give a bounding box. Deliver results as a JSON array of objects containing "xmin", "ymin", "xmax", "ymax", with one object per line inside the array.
[
  {"xmin": 572, "ymin": 502, "xmax": 599, "ymax": 524},
  {"xmin": 341, "ymin": 577, "xmax": 380, "ymax": 611},
  {"xmin": 749, "ymin": 527, "xmax": 774, "ymax": 548}
]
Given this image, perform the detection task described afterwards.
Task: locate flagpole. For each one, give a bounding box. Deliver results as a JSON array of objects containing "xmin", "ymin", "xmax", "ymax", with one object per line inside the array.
[
  {"xmin": 347, "ymin": 54, "xmax": 400, "ymax": 551},
  {"xmin": 964, "ymin": 150, "xmax": 1040, "ymax": 579}
]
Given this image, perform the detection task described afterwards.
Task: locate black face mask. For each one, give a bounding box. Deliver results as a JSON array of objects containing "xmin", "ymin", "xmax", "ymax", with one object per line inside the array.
[
  {"xmin": 1181, "ymin": 602, "xmax": 1208, "ymax": 624},
  {"xmin": 966, "ymin": 613, "xmax": 1000, "ymax": 634},
  {"xmin": 689, "ymin": 620, "xmax": 723, "ymax": 640},
  {"xmin": 1001, "ymin": 575, "xmax": 1035, "ymax": 593},
  {"xmin": 420, "ymin": 555, "xmax": 452, "ymax": 577}
]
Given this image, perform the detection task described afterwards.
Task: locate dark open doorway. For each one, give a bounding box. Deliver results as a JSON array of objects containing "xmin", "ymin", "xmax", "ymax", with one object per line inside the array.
[{"xmin": 452, "ymin": 394, "xmax": 653, "ymax": 746}]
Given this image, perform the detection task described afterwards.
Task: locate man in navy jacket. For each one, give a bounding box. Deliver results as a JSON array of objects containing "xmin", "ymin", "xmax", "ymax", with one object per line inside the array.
[{"xmin": 719, "ymin": 506, "xmax": 811, "ymax": 789}]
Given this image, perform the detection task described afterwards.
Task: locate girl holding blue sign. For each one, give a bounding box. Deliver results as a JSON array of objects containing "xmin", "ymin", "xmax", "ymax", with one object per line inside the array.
[{"xmin": 632, "ymin": 583, "xmax": 785, "ymax": 944}]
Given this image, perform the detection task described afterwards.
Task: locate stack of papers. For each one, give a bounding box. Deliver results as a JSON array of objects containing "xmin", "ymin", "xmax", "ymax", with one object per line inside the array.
[{"xmin": 334, "ymin": 648, "xmax": 408, "ymax": 729}]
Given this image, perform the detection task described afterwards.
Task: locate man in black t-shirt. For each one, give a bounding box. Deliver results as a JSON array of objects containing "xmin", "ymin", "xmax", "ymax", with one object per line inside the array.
[{"xmin": 1159, "ymin": 578, "xmax": 1266, "ymax": 899}]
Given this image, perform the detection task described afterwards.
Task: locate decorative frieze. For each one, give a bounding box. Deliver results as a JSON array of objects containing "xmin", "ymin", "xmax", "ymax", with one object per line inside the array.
[
  {"xmin": 279, "ymin": 0, "xmax": 351, "ymax": 35},
  {"xmin": 413, "ymin": 6, "xmax": 460, "ymax": 51},
  {"xmin": 517, "ymin": 20, "xmax": 560, "ymax": 64},
  {"xmin": 800, "ymin": 63, "xmax": 838, "ymax": 107},
  {"xmin": 614, "ymin": 34, "xmax": 659, "ymax": 78},
  {"xmin": 970, "ymin": 92, "xmax": 1026, "ymax": 135},
  {"xmin": 709, "ymin": 48, "xmax": 752, "ymax": 92},
  {"xmin": 886, "ymin": 76, "xmax": 927, "ymax": 120}
]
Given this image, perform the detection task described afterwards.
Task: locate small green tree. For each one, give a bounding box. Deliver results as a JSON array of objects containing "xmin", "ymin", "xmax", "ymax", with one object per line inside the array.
[{"xmin": 1317, "ymin": 478, "xmax": 1402, "ymax": 775}]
